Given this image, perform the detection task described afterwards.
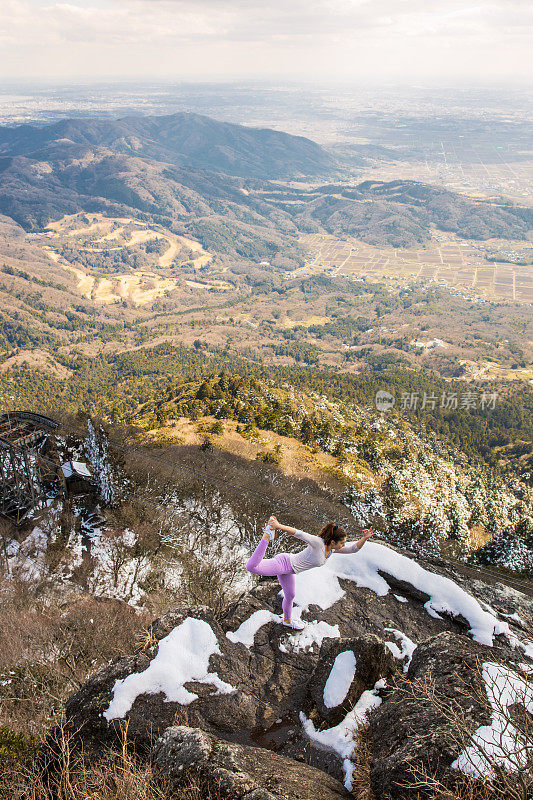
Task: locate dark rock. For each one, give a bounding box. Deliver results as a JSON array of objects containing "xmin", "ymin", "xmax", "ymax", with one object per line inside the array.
[
  {"xmin": 55, "ymin": 553, "xmax": 533, "ymax": 799},
  {"xmin": 61, "ymin": 653, "xmax": 152, "ymax": 754},
  {"xmin": 309, "ymin": 634, "xmax": 397, "ymax": 725},
  {"xmin": 151, "ymin": 725, "xmax": 349, "ymax": 799},
  {"xmin": 376, "ymin": 570, "xmax": 432, "ymax": 604},
  {"xmin": 369, "ymin": 632, "xmax": 494, "ymax": 800}
]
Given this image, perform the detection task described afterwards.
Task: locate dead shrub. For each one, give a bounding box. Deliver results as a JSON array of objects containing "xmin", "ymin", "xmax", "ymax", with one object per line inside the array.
[
  {"xmin": 391, "ymin": 658, "xmax": 532, "ymax": 800},
  {"xmin": 0, "ymin": 721, "xmax": 221, "ymax": 800},
  {"xmin": 350, "ymin": 724, "xmax": 376, "ymax": 800},
  {"xmin": 0, "ymin": 581, "xmax": 148, "ymax": 737}
]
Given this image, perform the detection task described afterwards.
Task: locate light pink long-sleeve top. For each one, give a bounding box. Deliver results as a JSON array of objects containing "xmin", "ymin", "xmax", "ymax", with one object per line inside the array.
[{"xmin": 289, "ymin": 529, "xmax": 360, "ymax": 574}]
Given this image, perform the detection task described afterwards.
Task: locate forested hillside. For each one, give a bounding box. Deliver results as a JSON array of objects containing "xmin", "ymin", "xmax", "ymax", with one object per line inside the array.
[
  {"xmin": 1, "ymin": 343, "xmax": 532, "ymax": 471},
  {"xmin": 0, "ymin": 112, "xmax": 337, "ymax": 179},
  {"xmin": 0, "ymin": 114, "xmax": 531, "ymax": 254}
]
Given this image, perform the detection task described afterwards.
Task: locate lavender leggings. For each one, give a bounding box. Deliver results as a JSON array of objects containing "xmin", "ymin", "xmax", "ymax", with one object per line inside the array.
[{"xmin": 246, "ymin": 538, "xmax": 295, "ymax": 620}]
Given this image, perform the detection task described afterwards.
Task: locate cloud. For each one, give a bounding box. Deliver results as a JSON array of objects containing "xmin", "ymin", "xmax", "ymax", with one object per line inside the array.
[{"xmin": 0, "ymin": 0, "xmax": 531, "ymax": 79}]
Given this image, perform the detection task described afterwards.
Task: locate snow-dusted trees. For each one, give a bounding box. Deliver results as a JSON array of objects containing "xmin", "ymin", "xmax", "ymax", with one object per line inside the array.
[
  {"xmin": 446, "ymin": 494, "xmax": 471, "ymax": 551},
  {"xmin": 85, "ymin": 420, "xmax": 116, "ymax": 506},
  {"xmin": 475, "ymin": 526, "xmax": 533, "ymax": 576},
  {"xmin": 343, "ymin": 440, "xmax": 532, "ymax": 568},
  {"xmin": 465, "ymin": 479, "xmax": 489, "ymax": 526}
]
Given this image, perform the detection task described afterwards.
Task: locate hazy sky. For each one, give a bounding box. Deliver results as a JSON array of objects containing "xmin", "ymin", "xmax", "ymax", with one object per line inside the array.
[{"xmin": 0, "ymin": 0, "xmax": 531, "ymax": 82}]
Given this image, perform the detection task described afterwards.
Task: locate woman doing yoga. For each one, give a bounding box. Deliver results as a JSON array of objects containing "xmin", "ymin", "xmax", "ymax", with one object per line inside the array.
[{"xmin": 246, "ymin": 515, "xmax": 377, "ymax": 630}]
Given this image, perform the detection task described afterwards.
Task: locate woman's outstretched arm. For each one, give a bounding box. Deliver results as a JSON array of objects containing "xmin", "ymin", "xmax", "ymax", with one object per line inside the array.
[
  {"xmin": 338, "ymin": 527, "xmax": 377, "ymax": 553},
  {"xmin": 268, "ymin": 516, "xmax": 321, "ymax": 546},
  {"xmin": 268, "ymin": 515, "xmax": 298, "ymax": 535}
]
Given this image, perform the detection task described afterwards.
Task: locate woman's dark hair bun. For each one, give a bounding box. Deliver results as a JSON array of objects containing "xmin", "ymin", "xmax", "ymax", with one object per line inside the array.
[{"xmin": 320, "ymin": 521, "xmax": 346, "ymax": 545}]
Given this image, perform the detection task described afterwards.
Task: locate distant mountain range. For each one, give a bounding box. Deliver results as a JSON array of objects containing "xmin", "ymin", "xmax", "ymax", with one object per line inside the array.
[
  {"xmin": 0, "ymin": 112, "xmax": 336, "ymax": 180},
  {"xmin": 0, "ymin": 113, "xmax": 531, "ymax": 256}
]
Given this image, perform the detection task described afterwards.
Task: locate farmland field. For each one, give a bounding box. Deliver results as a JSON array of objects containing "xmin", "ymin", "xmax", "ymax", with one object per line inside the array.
[{"xmin": 299, "ymin": 232, "xmax": 533, "ymax": 303}]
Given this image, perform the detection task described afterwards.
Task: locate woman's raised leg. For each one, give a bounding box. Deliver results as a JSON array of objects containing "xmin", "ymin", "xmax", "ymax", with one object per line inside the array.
[
  {"xmin": 247, "ymin": 541, "xmax": 294, "ymax": 582},
  {"xmin": 246, "ymin": 537, "xmax": 270, "ymax": 573}
]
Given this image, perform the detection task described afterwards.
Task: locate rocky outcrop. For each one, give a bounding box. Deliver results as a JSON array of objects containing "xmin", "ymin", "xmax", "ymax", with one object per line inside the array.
[
  {"xmin": 370, "ymin": 632, "xmax": 492, "ymax": 799},
  {"xmin": 56, "ymin": 549, "xmax": 533, "ymax": 800},
  {"xmin": 309, "ymin": 634, "xmax": 396, "ymax": 725},
  {"xmin": 152, "ymin": 726, "xmax": 348, "ymax": 799},
  {"xmin": 63, "ymin": 605, "xmax": 267, "ymax": 753}
]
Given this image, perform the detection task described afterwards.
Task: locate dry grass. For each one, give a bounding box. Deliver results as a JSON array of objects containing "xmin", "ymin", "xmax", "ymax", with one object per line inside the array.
[
  {"xmin": 138, "ymin": 416, "xmax": 343, "ymax": 490},
  {"xmin": 349, "ymin": 724, "xmax": 376, "ymax": 800},
  {"xmin": 0, "ymin": 579, "xmax": 149, "ymax": 738},
  {"xmin": 0, "ymin": 723, "xmax": 218, "ymax": 800}
]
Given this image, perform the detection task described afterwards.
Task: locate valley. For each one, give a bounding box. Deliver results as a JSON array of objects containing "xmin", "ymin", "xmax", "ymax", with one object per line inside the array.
[{"xmin": 0, "ymin": 198, "xmax": 531, "ymax": 398}]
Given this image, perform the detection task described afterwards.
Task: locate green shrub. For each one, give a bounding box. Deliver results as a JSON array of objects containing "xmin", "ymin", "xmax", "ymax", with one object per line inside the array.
[{"xmin": 0, "ymin": 727, "xmax": 36, "ymax": 770}]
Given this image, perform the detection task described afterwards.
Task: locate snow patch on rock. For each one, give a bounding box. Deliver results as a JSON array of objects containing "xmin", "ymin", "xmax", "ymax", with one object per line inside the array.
[
  {"xmin": 300, "ymin": 678, "xmax": 386, "ymax": 791},
  {"xmin": 323, "ymin": 650, "xmax": 357, "ymax": 708},
  {"xmin": 279, "ymin": 620, "xmax": 340, "ymax": 654},
  {"xmin": 451, "ymin": 661, "xmax": 533, "ymax": 778},
  {"xmin": 384, "ymin": 628, "xmax": 417, "ymax": 672},
  {"xmin": 104, "ymin": 617, "xmax": 235, "ymax": 721},
  {"xmin": 293, "ymin": 542, "xmax": 512, "ymax": 647},
  {"xmin": 226, "ymin": 609, "xmax": 281, "ymax": 648}
]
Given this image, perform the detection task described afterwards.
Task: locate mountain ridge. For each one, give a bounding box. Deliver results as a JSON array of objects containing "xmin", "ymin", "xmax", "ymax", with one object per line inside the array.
[
  {"xmin": 0, "ymin": 112, "xmax": 337, "ymax": 180},
  {"xmin": 0, "ymin": 112, "xmax": 531, "ymax": 259}
]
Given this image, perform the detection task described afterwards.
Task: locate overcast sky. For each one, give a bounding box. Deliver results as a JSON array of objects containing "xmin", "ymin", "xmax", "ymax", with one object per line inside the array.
[{"xmin": 0, "ymin": 0, "xmax": 531, "ymax": 82}]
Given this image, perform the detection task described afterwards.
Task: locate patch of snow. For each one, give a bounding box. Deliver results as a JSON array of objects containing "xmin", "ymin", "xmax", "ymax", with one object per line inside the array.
[
  {"xmin": 85, "ymin": 421, "xmax": 115, "ymax": 505},
  {"xmin": 8, "ymin": 526, "xmax": 48, "ymax": 581},
  {"xmin": 519, "ymin": 641, "xmax": 533, "ymax": 659},
  {"xmin": 323, "ymin": 650, "xmax": 357, "ymax": 708},
  {"xmin": 104, "ymin": 617, "xmax": 235, "ymax": 721},
  {"xmin": 300, "ymin": 678, "xmax": 386, "ymax": 791},
  {"xmin": 293, "ymin": 542, "xmax": 512, "ymax": 647},
  {"xmin": 292, "ymin": 565, "xmax": 345, "ymax": 612},
  {"xmin": 6, "ymin": 539, "xmax": 19, "ymax": 557},
  {"xmin": 87, "ymin": 527, "xmax": 151, "ymax": 606},
  {"xmin": 226, "ymin": 610, "xmax": 281, "ymax": 648},
  {"xmin": 61, "ymin": 460, "xmax": 92, "ymax": 478},
  {"xmin": 424, "ymin": 600, "xmax": 444, "ymax": 619},
  {"xmin": 279, "ymin": 620, "xmax": 340, "ymax": 654},
  {"xmin": 499, "ymin": 611, "xmax": 524, "ymax": 626},
  {"xmin": 478, "ymin": 600, "xmax": 499, "ymax": 617},
  {"xmin": 393, "ymin": 594, "xmax": 408, "ymax": 603},
  {"xmin": 384, "ymin": 628, "xmax": 417, "ymax": 672},
  {"xmin": 451, "ymin": 661, "xmax": 533, "ymax": 779}
]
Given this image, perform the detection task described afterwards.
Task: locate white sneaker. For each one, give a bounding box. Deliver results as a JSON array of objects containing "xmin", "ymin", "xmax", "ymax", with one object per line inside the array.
[
  {"xmin": 263, "ymin": 523, "xmax": 276, "ymax": 541},
  {"xmin": 282, "ymin": 618, "xmax": 306, "ymax": 631}
]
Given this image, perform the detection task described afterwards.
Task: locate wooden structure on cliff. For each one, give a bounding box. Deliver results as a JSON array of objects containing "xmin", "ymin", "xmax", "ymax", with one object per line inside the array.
[{"xmin": 0, "ymin": 411, "xmax": 61, "ymax": 524}]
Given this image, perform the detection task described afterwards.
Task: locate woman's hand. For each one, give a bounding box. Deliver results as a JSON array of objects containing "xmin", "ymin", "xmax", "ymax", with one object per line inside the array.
[
  {"xmin": 362, "ymin": 527, "xmax": 376, "ymax": 539},
  {"xmin": 268, "ymin": 515, "xmax": 279, "ymax": 530}
]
